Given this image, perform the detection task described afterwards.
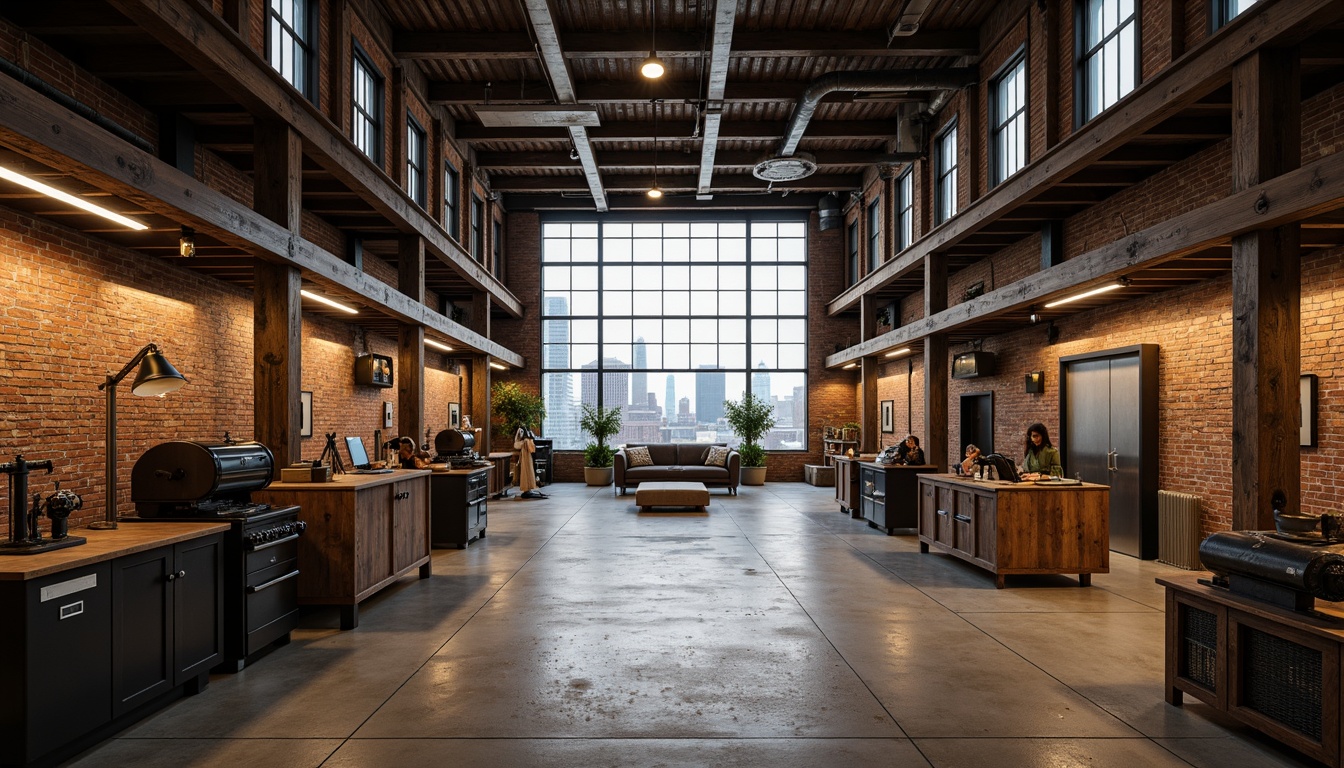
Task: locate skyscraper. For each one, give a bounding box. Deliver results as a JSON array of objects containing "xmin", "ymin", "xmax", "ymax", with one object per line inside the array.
[
  {"xmin": 664, "ymin": 375, "xmax": 675, "ymax": 424},
  {"xmin": 542, "ymin": 297, "xmax": 580, "ymax": 448},
  {"xmin": 581, "ymin": 358, "xmax": 630, "ymax": 410},
  {"xmin": 695, "ymin": 365, "xmax": 725, "ymax": 425},
  {"xmin": 632, "ymin": 337, "xmax": 647, "ymax": 411},
  {"xmin": 752, "ymin": 360, "xmax": 771, "ymax": 404}
]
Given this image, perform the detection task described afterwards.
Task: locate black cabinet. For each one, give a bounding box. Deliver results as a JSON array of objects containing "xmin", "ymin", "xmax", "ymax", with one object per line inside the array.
[
  {"xmin": 532, "ymin": 438, "xmax": 553, "ymax": 486},
  {"xmin": 860, "ymin": 463, "xmax": 937, "ymax": 535},
  {"xmin": 430, "ymin": 467, "xmax": 490, "ymax": 548},
  {"xmin": 112, "ymin": 534, "xmax": 223, "ymax": 716},
  {"xmin": 0, "ymin": 563, "xmax": 112, "ymax": 767}
]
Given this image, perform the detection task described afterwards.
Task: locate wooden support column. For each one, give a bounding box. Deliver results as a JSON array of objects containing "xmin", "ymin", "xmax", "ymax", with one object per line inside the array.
[
  {"xmin": 858, "ymin": 293, "xmax": 879, "ymax": 452},
  {"xmin": 1230, "ymin": 48, "xmax": 1301, "ymax": 532},
  {"xmin": 254, "ymin": 120, "xmax": 303, "ymax": 232},
  {"xmin": 253, "ymin": 119, "xmax": 303, "ymax": 475},
  {"xmin": 471, "ymin": 291, "xmax": 492, "ymax": 338},
  {"xmin": 470, "ymin": 355, "xmax": 492, "ymax": 452},
  {"xmin": 254, "ymin": 262, "xmax": 302, "ymax": 474},
  {"xmin": 398, "ymin": 235, "xmax": 426, "ymax": 442},
  {"xmin": 223, "ymin": 0, "xmax": 250, "ymax": 45},
  {"xmin": 924, "ymin": 253, "xmax": 949, "ymax": 469}
]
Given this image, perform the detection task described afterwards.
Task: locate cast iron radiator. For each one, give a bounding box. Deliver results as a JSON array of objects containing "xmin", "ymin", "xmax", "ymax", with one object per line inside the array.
[{"xmin": 1158, "ymin": 490, "xmax": 1203, "ymax": 570}]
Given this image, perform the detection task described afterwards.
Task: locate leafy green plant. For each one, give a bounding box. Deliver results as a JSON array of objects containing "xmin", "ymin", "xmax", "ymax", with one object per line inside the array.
[
  {"xmin": 580, "ymin": 404, "xmax": 622, "ymax": 467},
  {"xmin": 737, "ymin": 443, "xmax": 766, "ymax": 468},
  {"xmin": 723, "ymin": 393, "xmax": 777, "ymax": 468},
  {"xmin": 842, "ymin": 421, "xmax": 861, "ymax": 432},
  {"xmin": 584, "ymin": 443, "xmax": 616, "ymax": 469},
  {"xmin": 491, "ymin": 381, "xmax": 546, "ymax": 435}
]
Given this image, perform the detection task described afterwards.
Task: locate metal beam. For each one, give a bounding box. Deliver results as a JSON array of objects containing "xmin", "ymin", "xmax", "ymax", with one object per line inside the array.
[
  {"xmin": 520, "ymin": 0, "xmax": 607, "ymax": 211},
  {"xmin": 395, "ymin": 29, "xmax": 979, "ymax": 60},
  {"xmin": 697, "ymin": 0, "xmax": 737, "ymax": 197},
  {"xmin": 457, "ymin": 119, "xmax": 900, "ymax": 142}
]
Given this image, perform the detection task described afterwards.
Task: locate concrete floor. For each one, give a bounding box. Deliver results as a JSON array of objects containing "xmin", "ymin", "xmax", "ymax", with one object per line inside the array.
[{"xmin": 67, "ymin": 482, "xmax": 1317, "ymax": 767}]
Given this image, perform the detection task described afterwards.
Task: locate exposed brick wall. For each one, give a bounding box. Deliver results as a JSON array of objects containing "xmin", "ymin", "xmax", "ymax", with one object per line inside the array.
[{"xmin": 0, "ymin": 203, "xmax": 456, "ymax": 538}]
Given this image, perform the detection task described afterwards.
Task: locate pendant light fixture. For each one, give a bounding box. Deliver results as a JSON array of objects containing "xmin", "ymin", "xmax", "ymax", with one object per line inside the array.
[
  {"xmin": 640, "ymin": 2, "xmax": 666, "ymax": 79},
  {"xmin": 647, "ymin": 100, "xmax": 663, "ymax": 199}
]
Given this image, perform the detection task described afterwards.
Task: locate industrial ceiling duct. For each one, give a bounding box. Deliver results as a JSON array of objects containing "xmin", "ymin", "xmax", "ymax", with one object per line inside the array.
[
  {"xmin": 818, "ymin": 193, "xmax": 842, "ymax": 231},
  {"xmin": 776, "ymin": 68, "xmax": 977, "ymax": 158}
]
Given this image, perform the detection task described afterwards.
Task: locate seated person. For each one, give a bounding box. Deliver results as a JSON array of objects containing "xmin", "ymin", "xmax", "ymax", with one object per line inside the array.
[
  {"xmin": 895, "ymin": 434, "xmax": 925, "ymax": 465},
  {"xmin": 960, "ymin": 444, "xmax": 981, "ymax": 475},
  {"xmin": 395, "ymin": 436, "xmax": 431, "ymax": 469},
  {"xmin": 1020, "ymin": 422, "xmax": 1063, "ymax": 480}
]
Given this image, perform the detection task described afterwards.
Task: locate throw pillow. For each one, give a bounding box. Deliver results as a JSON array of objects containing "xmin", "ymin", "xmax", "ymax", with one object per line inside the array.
[
  {"xmin": 625, "ymin": 446, "xmax": 654, "ymax": 467},
  {"xmin": 705, "ymin": 446, "xmax": 731, "ymax": 467}
]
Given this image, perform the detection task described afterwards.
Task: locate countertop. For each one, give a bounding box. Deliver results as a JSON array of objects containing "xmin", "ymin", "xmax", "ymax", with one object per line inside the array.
[
  {"xmin": 922, "ymin": 473, "xmax": 1110, "ymax": 491},
  {"xmin": 0, "ymin": 522, "xmax": 230, "ymax": 581},
  {"xmin": 261, "ymin": 468, "xmax": 431, "ymax": 491}
]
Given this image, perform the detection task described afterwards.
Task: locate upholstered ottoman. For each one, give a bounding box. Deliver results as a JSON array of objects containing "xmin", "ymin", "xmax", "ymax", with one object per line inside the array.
[{"xmin": 635, "ymin": 481, "xmax": 711, "ymax": 512}]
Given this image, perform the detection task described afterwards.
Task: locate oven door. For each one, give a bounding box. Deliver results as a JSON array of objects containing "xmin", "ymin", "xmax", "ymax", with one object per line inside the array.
[{"xmin": 243, "ymin": 542, "xmax": 300, "ymax": 655}]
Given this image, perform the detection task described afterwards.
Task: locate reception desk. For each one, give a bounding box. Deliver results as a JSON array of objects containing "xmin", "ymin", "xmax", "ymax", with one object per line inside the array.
[{"xmin": 917, "ymin": 474, "xmax": 1110, "ymax": 588}]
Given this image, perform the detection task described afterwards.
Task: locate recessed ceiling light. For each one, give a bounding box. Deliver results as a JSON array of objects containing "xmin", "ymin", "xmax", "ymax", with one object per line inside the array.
[
  {"xmin": 300, "ymin": 289, "xmax": 358, "ymax": 314},
  {"xmin": 842, "ymin": 362, "xmax": 858, "ymax": 369},
  {"xmin": 425, "ymin": 339, "xmax": 453, "ymax": 352},
  {"xmin": 490, "ymin": 362, "xmax": 507, "ymax": 370},
  {"xmin": 884, "ymin": 347, "xmax": 912, "ymax": 358},
  {"xmin": 1042, "ymin": 281, "xmax": 1128, "ymax": 309},
  {"xmin": 0, "ymin": 164, "xmax": 148, "ymax": 230}
]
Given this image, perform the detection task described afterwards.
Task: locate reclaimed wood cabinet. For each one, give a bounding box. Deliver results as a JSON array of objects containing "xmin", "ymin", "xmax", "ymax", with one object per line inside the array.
[
  {"xmin": 0, "ymin": 523, "xmax": 226, "ymax": 768},
  {"xmin": 859, "ymin": 463, "xmax": 937, "ymax": 534},
  {"xmin": 1160, "ymin": 574, "xmax": 1344, "ymax": 766},
  {"xmin": 832, "ymin": 456, "xmax": 861, "ymax": 517},
  {"xmin": 917, "ymin": 474, "xmax": 1110, "ymax": 588},
  {"xmin": 255, "ymin": 470, "xmax": 431, "ymax": 630}
]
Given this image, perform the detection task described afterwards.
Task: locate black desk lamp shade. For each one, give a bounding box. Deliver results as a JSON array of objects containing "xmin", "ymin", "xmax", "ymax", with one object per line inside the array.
[{"xmin": 91, "ymin": 344, "xmax": 187, "ymax": 529}]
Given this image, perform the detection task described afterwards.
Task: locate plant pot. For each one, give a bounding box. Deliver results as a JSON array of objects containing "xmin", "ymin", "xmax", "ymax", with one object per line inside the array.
[
  {"xmin": 740, "ymin": 466, "xmax": 767, "ymax": 486},
  {"xmin": 584, "ymin": 466, "xmax": 614, "ymax": 486}
]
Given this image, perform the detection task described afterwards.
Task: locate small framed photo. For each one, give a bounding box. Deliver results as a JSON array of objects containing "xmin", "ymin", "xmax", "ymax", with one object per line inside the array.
[
  {"xmin": 1302, "ymin": 374, "xmax": 1318, "ymax": 448},
  {"xmin": 300, "ymin": 391, "xmax": 313, "ymax": 438},
  {"xmin": 880, "ymin": 400, "xmax": 895, "ymax": 434},
  {"xmin": 449, "ymin": 402, "xmax": 461, "ymax": 429}
]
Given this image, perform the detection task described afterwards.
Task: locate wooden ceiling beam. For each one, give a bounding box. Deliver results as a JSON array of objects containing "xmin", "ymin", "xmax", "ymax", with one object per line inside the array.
[{"xmin": 396, "ymin": 29, "xmax": 977, "ymax": 60}]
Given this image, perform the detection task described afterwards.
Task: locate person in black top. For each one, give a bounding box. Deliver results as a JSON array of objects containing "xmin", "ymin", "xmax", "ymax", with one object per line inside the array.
[{"xmin": 896, "ymin": 434, "xmax": 926, "ymax": 465}]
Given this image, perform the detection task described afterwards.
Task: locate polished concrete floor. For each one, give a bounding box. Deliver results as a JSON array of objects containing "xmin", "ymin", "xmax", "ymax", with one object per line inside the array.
[{"xmin": 67, "ymin": 482, "xmax": 1317, "ymax": 767}]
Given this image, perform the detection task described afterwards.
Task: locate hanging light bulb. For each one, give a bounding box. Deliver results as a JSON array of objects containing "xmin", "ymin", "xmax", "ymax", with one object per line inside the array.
[
  {"xmin": 641, "ymin": 3, "xmax": 664, "ymax": 79},
  {"xmin": 647, "ymin": 99, "xmax": 663, "ymax": 199}
]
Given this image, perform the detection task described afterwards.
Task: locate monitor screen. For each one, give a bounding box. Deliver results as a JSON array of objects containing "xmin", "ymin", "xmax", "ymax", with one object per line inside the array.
[{"xmin": 345, "ymin": 436, "xmax": 371, "ymax": 469}]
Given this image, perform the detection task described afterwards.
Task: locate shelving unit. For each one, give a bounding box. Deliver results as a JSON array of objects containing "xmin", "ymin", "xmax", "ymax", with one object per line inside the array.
[{"xmin": 822, "ymin": 438, "xmax": 859, "ymax": 466}]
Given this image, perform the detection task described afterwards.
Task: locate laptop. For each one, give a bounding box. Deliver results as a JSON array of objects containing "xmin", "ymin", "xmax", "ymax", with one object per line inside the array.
[{"xmin": 345, "ymin": 436, "xmax": 393, "ymax": 474}]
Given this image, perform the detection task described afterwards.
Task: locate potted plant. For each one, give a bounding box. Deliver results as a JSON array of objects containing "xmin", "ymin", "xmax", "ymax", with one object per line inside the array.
[
  {"xmin": 491, "ymin": 381, "xmax": 546, "ymax": 440},
  {"xmin": 842, "ymin": 421, "xmax": 861, "ymax": 443},
  {"xmin": 580, "ymin": 404, "xmax": 622, "ymax": 486},
  {"xmin": 723, "ymin": 393, "xmax": 777, "ymax": 486}
]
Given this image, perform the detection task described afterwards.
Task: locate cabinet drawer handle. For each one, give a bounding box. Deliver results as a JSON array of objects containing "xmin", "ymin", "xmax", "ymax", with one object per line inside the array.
[
  {"xmin": 953, "ymin": 514, "xmax": 972, "ymax": 524},
  {"xmin": 165, "ymin": 569, "xmax": 186, "ymax": 582},
  {"xmin": 936, "ymin": 509, "xmax": 949, "ymax": 517},
  {"xmin": 247, "ymin": 569, "xmax": 300, "ymax": 594}
]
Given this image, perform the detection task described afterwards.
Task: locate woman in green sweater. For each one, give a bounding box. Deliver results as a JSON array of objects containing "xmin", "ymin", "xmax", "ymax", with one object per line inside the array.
[{"xmin": 1022, "ymin": 422, "xmax": 1063, "ymax": 478}]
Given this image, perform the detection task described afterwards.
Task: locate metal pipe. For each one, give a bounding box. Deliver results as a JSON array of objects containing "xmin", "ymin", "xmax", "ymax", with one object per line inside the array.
[
  {"xmin": 0, "ymin": 56, "xmax": 156, "ymax": 155},
  {"xmin": 777, "ymin": 68, "xmax": 977, "ymax": 158}
]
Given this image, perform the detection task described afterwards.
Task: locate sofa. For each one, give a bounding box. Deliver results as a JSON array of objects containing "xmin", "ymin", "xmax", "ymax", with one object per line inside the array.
[{"xmin": 613, "ymin": 443, "xmax": 740, "ymax": 495}]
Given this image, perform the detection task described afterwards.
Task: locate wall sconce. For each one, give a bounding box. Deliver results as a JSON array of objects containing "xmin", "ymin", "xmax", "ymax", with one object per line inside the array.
[
  {"xmin": 1025, "ymin": 370, "xmax": 1045, "ymax": 394},
  {"xmin": 92, "ymin": 344, "xmax": 188, "ymax": 529},
  {"xmin": 178, "ymin": 226, "xmax": 196, "ymax": 258}
]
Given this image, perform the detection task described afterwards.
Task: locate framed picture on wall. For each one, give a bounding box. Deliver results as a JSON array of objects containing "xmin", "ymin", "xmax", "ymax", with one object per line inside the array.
[
  {"xmin": 880, "ymin": 400, "xmax": 895, "ymax": 433},
  {"xmin": 449, "ymin": 402, "xmax": 461, "ymax": 429},
  {"xmin": 300, "ymin": 391, "xmax": 313, "ymax": 438},
  {"xmin": 1302, "ymin": 374, "xmax": 1318, "ymax": 448}
]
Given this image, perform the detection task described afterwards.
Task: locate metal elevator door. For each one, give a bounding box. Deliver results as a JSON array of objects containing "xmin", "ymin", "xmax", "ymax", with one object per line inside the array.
[{"xmin": 1065, "ymin": 353, "xmax": 1144, "ymax": 557}]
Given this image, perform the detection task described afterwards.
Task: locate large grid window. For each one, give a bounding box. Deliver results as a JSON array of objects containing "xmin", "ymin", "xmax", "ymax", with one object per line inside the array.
[
  {"xmin": 867, "ymin": 198, "xmax": 881, "ymax": 272},
  {"xmin": 936, "ymin": 120, "xmax": 959, "ymax": 224},
  {"xmin": 847, "ymin": 221, "xmax": 859, "ymax": 285},
  {"xmin": 894, "ymin": 170, "xmax": 913, "ymax": 252},
  {"xmin": 268, "ymin": 0, "xmax": 316, "ymax": 100},
  {"xmin": 407, "ymin": 116, "xmax": 426, "ymax": 207},
  {"xmin": 470, "ymin": 194, "xmax": 484, "ymax": 261},
  {"xmin": 541, "ymin": 218, "xmax": 808, "ymax": 452},
  {"xmin": 352, "ymin": 46, "xmax": 383, "ymax": 163},
  {"xmin": 991, "ymin": 51, "xmax": 1028, "ymax": 185},
  {"xmin": 1213, "ymin": 0, "xmax": 1258, "ymax": 28},
  {"xmin": 444, "ymin": 163, "xmax": 460, "ymax": 240},
  {"xmin": 1078, "ymin": 0, "xmax": 1138, "ymax": 123}
]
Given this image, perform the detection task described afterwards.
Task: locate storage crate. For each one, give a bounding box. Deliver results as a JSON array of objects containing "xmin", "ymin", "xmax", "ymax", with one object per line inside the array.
[{"xmin": 804, "ymin": 464, "xmax": 835, "ymax": 487}]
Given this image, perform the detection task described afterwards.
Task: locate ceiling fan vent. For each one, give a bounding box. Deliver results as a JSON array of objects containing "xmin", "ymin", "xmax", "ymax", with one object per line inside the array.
[{"xmin": 752, "ymin": 153, "xmax": 817, "ymax": 182}]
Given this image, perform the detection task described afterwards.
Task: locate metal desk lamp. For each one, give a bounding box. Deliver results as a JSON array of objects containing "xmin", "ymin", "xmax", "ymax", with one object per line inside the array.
[{"xmin": 89, "ymin": 343, "xmax": 187, "ymax": 529}]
